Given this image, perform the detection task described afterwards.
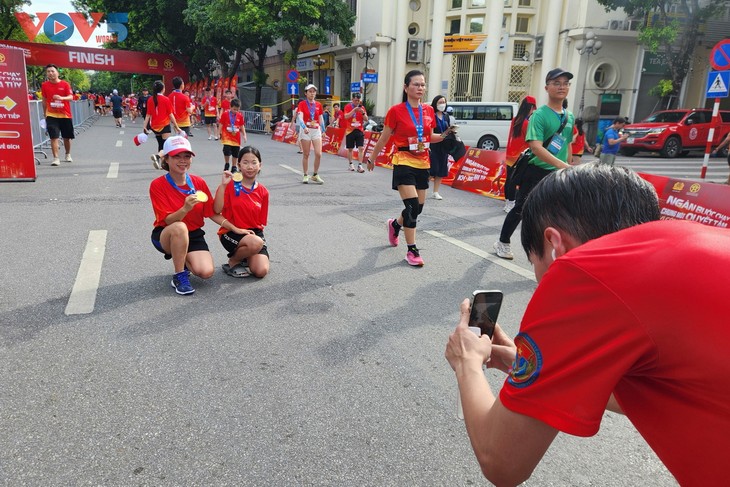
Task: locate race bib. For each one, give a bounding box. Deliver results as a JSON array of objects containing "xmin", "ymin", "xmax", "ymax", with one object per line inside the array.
[
  {"xmin": 51, "ymin": 101, "xmax": 64, "ymax": 108},
  {"xmin": 408, "ymin": 135, "xmax": 430, "ymax": 153},
  {"xmin": 547, "ymin": 133, "xmax": 565, "ymax": 155}
]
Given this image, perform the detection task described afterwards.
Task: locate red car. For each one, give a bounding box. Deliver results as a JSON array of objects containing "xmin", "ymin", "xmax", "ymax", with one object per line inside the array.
[{"xmin": 621, "ymin": 109, "xmax": 730, "ymax": 158}]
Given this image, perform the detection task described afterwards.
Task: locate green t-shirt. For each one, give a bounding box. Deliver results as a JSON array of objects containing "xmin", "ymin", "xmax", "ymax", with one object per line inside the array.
[{"xmin": 525, "ymin": 104, "xmax": 574, "ymax": 170}]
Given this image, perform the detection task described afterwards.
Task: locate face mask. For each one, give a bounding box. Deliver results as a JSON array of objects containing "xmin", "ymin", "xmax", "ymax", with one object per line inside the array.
[{"xmin": 437, "ymin": 104, "xmax": 447, "ymax": 112}]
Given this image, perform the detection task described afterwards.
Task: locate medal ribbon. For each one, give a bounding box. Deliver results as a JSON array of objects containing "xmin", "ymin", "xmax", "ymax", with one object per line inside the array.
[
  {"xmin": 165, "ymin": 173, "xmax": 196, "ymax": 195},
  {"xmin": 307, "ymin": 100, "xmax": 317, "ymax": 124},
  {"xmin": 234, "ymin": 180, "xmax": 256, "ymax": 197},
  {"xmin": 405, "ymin": 102, "xmax": 424, "ymax": 142}
]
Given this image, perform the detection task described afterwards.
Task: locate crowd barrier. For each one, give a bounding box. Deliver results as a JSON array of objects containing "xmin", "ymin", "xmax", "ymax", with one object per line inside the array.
[
  {"xmin": 30, "ymin": 99, "xmax": 98, "ymax": 164},
  {"xmin": 272, "ymin": 122, "xmax": 730, "ymax": 230}
]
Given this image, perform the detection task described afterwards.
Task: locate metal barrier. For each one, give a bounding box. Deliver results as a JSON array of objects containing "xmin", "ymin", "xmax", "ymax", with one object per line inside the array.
[
  {"xmin": 30, "ymin": 99, "xmax": 98, "ymax": 164},
  {"xmin": 242, "ymin": 110, "xmax": 269, "ymax": 134}
]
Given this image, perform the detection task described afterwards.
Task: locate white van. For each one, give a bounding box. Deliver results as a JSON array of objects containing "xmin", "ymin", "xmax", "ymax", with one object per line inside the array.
[{"xmin": 448, "ymin": 102, "xmax": 518, "ymax": 151}]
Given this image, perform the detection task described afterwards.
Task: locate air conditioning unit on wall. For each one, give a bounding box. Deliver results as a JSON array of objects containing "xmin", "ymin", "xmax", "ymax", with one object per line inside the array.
[
  {"xmin": 608, "ymin": 20, "xmax": 625, "ymax": 30},
  {"xmin": 407, "ymin": 39, "xmax": 425, "ymax": 63}
]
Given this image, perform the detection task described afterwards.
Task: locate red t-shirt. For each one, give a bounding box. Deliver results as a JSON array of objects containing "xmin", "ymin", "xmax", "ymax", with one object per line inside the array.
[
  {"xmin": 169, "ymin": 90, "xmax": 191, "ymax": 127},
  {"xmin": 296, "ymin": 100, "xmax": 324, "ymax": 129},
  {"xmin": 41, "ymin": 80, "xmax": 73, "ymax": 118},
  {"xmin": 203, "ymin": 96, "xmax": 218, "ymax": 117},
  {"xmin": 149, "ymin": 173, "xmax": 214, "ymax": 231},
  {"xmin": 147, "ymin": 94, "xmax": 174, "ymax": 132},
  {"xmin": 217, "ymin": 181, "xmax": 269, "ymax": 235},
  {"xmin": 571, "ymin": 128, "xmax": 586, "ymax": 156},
  {"xmin": 383, "ymin": 102, "xmax": 437, "ymax": 169},
  {"xmin": 506, "ymin": 118, "xmax": 529, "ymax": 165},
  {"xmin": 344, "ymin": 102, "xmax": 367, "ymax": 134},
  {"xmin": 220, "ymin": 99, "xmax": 231, "ymax": 112},
  {"xmin": 219, "ymin": 110, "xmax": 245, "ymax": 146},
  {"xmin": 334, "ymin": 110, "xmax": 345, "ymax": 127},
  {"xmin": 500, "ymin": 220, "xmax": 730, "ymax": 485}
]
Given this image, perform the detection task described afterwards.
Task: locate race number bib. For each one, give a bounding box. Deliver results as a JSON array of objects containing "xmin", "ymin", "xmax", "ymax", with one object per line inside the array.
[{"xmin": 408, "ymin": 135, "xmax": 430, "ymax": 153}]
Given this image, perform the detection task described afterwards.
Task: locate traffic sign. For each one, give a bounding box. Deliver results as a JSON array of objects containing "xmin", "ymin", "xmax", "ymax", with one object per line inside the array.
[
  {"xmin": 706, "ymin": 71, "xmax": 730, "ymax": 98},
  {"xmin": 710, "ymin": 39, "xmax": 730, "ymax": 71},
  {"xmin": 350, "ymin": 82, "xmax": 361, "ymax": 93},
  {"xmin": 286, "ymin": 69, "xmax": 299, "ymax": 83},
  {"xmin": 287, "ymin": 83, "xmax": 299, "ymax": 96},
  {"xmin": 324, "ymin": 76, "xmax": 331, "ymax": 95},
  {"xmin": 362, "ymin": 72, "xmax": 378, "ymax": 84}
]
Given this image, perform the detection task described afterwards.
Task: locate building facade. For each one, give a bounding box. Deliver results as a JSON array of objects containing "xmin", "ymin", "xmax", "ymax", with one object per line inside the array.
[{"xmin": 243, "ymin": 0, "xmax": 730, "ymax": 123}]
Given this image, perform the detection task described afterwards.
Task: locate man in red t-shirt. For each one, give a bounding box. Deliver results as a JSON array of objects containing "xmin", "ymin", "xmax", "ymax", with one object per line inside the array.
[
  {"xmin": 202, "ymin": 88, "xmax": 218, "ymax": 140},
  {"xmin": 343, "ymin": 93, "xmax": 368, "ymax": 173},
  {"xmin": 41, "ymin": 64, "xmax": 74, "ymax": 166},
  {"xmin": 169, "ymin": 76, "xmax": 193, "ymax": 137},
  {"xmin": 219, "ymin": 98, "xmax": 247, "ymax": 171},
  {"xmin": 446, "ymin": 164, "xmax": 730, "ymax": 486}
]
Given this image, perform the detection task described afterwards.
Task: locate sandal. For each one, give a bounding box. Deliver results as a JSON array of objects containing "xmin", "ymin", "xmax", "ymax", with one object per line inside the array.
[{"xmin": 225, "ymin": 263, "xmax": 250, "ymax": 278}]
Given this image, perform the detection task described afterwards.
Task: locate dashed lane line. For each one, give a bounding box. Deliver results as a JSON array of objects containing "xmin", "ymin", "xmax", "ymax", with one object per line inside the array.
[
  {"xmin": 425, "ymin": 230, "xmax": 536, "ymax": 281},
  {"xmin": 106, "ymin": 162, "xmax": 119, "ymax": 179},
  {"xmin": 65, "ymin": 230, "xmax": 107, "ymax": 315}
]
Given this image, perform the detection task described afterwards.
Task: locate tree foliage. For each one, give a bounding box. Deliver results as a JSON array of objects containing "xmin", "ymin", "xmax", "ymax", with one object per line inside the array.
[
  {"xmin": 0, "ymin": 0, "xmax": 30, "ymax": 40},
  {"xmin": 596, "ymin": 0, "xmax": 722, "ymax": 102}
]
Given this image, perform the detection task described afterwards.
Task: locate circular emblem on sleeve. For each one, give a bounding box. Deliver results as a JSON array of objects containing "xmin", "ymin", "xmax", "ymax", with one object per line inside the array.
[{"xmin": 507, "ymin": 333, "xmax": 543, "ymax": 388}]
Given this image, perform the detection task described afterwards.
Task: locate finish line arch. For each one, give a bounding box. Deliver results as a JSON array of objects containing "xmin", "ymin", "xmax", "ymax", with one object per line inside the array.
[{"xmin": 0, "ymin": 40, "xmax": 187, "ymax": 92}]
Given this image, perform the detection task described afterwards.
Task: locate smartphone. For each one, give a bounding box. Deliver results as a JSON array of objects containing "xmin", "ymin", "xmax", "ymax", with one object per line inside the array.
[{"xmin": 468, "ymin": 290, "xmax": 503, "ymax": 338}]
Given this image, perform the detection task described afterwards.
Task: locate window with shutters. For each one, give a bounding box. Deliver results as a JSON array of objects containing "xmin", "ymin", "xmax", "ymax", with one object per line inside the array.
[{"xmin": 450, "ymin": 54, "xmax": 485, "ymax": 102}]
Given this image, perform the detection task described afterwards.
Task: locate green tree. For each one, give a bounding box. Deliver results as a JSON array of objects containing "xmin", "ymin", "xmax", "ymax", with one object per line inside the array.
[
  {"xmin": 0, "ymin": 0, "xmax": 30, "ymax": 40},
  {"xmin": 596, "ymin": 0, "xmax": 722, "ymax": 105}
]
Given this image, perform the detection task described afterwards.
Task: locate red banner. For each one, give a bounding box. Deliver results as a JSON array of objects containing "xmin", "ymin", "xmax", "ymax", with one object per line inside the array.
[
  {"xmin": 322, "ymin": 127, "xmax": 345, "ymax": 154},
  {"xmin": 450, "ymin": 148, "xmax": 505, "ymax": 198},
  {"xmin": 0, "ymin": 40, "xmax": 187, "ymax": 92},
  {"xmin": 0, "ymin": 47, "xmax": 36, "ymax": 181},
  {"xmin": 639, "ymin": 173, "xmax": 730, "ymax": 228}
]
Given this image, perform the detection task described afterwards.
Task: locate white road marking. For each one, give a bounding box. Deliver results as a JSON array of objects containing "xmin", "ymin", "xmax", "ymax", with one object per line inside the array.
[
  {"xmin": 106, "ymin": 162, "xmax": 119, "ymax": 179},
  {"xmin": 279, "ymin": 163, "xmax": 302, "ymax": 174},
  {"xmin": 65, "ymin": 230, "xmax": 107, "ymax": 315},
  {"xmin": 425, "ymin": 230, "xmax": 536, "ymax": 281},
  {"xmin": 115, "ymin": 140, "xmax": 123, "ymax": 147}
]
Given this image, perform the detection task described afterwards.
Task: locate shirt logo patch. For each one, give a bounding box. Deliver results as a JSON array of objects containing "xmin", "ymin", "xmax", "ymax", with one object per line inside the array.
[{"xmin": 508, "ymin": 333, "xmax": 543, "ymax": 388}]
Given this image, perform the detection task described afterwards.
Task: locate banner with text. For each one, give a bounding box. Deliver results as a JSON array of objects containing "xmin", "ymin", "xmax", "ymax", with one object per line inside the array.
[{"xmin": 0, "ymin": 47, "xmax": 35, "ymax": 181}]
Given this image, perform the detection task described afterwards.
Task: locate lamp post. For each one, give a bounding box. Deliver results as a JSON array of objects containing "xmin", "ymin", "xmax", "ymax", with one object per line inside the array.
[
  {"xmin": 313, "ymin": 55, "xmax": 326, "ymax": 95},
  {"xmin": 356, "ymin": 40, "xmax": 377, "ymax": 107},
  {"xmin": 574, "ymin": 31, "xmax": 602, "ymax": 117}
]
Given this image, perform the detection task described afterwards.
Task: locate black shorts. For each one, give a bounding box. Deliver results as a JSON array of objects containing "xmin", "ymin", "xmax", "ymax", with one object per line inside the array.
[
  {"xmin": 112, "ymin": 108, "xmax": 123, "ymax": 119},
  {"xmin": 392, "ymin": 164, "xmax": 430, "ymax": 191},
  {"xmin": 220, "ymin": 229, "xmax": 269, "ymax": 258},
  {"xmin": 345, "ymin": 130, "xmax": 365, "ymax": 149},
  {"xmin": 152, "ymin": 125, "xmax": 172, "ymax": 136},
  {"xmin": 45, "ymin": 117, "xmax": 75, "ymax": 140},
  {"xmin": 151, "ymin": 227, "xmax": 209, "ymax": 259},
  {"xmin": 204, "ymin": 116, "xmax": 217, "ymax": 125},
  {"xmin": 223, "ymin": 145, "xmax": 240, "ymax": 157}
]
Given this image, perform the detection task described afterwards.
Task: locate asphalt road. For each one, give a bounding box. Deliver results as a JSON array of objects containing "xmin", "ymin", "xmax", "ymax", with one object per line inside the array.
[{"xmin": 0, "ymin": 116, "xmax": 677, "ymax": 486}]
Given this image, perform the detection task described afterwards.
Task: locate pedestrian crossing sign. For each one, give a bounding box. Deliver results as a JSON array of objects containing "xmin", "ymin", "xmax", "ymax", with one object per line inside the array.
[{"xmin": 706, "ymin": 71, "xmax": 730, "ymax": 98}]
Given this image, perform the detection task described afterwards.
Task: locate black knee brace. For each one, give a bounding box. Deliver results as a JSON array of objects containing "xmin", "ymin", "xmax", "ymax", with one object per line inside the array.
[
  {"xmin": 416, "ymin": 203, "xmax": 424, "ymax": 217},
  {"xmin": 401, "ymin": 197, "xmax": 420, "ymax": 228}
]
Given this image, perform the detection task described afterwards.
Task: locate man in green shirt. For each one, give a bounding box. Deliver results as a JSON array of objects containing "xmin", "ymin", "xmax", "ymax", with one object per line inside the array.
[{"xmin": 493, "ymin": 68, "xmax": 574, "ymax": 259}]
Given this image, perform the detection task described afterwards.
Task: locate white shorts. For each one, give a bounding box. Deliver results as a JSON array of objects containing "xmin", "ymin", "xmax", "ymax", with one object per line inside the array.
[{"xmin": 299, "ymin": 128, "xmax": 322, "ymax": 141}]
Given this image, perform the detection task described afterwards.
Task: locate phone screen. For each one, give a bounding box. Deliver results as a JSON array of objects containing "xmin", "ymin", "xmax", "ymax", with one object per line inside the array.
[{"xmin": 468, "ymin": 290, "xmax": 503, "ymax": 338}]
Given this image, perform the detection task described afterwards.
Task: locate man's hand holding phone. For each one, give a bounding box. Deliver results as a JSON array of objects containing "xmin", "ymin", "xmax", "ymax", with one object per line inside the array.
[{"xmin": 445, "ymin": 298, "xmax": 493, "ymax": 374}]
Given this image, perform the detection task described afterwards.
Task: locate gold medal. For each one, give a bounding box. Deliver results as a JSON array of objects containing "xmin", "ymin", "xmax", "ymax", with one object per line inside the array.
[
  {"xmin": 232, "ymin": 172, "xmax": 243, "ymax": 182},
  {"xmin": 195, "ymin": 191, "xmax": 208, "ymax": 202},
  {"xmin": 417, "ymin": 142, "xmax": 425, "ymax": 152}
]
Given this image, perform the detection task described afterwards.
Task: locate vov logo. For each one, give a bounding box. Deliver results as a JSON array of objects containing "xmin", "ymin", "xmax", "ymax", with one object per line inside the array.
[{"xmin": 14, "ymin": 12, "xmax": 129, "ymax": 43}]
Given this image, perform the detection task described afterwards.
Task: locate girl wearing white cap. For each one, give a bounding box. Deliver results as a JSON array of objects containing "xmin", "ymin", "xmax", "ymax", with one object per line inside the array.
[
  {"xmin": 296, "ymin": 84, "xmax": 326, "ymax": 184},
  {"xmin": 149, "ymin": 136, "xmax": 221, "ymax": 295}
]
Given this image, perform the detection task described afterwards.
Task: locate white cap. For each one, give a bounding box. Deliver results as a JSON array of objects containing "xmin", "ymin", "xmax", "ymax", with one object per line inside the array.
[
  {"xmin": 304, "ymin": 84, "xmax": 317, "ymax": 92},
  {"xmin": 162, "ymin": 136, "xmax": 195, "ymax": 157},
  {"xmin": 112, "ymin": 89, "xmax": 118, "ymax": 95}
]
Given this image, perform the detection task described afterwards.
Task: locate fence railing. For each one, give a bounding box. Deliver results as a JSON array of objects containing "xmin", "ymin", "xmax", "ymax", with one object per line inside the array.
[{"xmin": 31, "ymin": 99, "xmax": 98, "ymax": 163}]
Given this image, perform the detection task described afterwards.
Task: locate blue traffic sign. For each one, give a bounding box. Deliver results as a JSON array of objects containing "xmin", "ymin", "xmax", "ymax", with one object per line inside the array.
[
  {"xmin": 350, "ymin": 82, "xmax": 361, "ymax": 93},
  {"xmin": 706, "ymin": 71, "xmax": 730, "ymax": 98},
  {"xmin": 287, "ymin": 83, "xmax": 299, "ymax": 96},
  {"xmin": 324, "ymin": 76, "xmax": 331, "ymax": 95},
  {"xmin": 362, "ymin": 72, "xmax": 378, "ymax": 84},
  {"xmin": 710, "ymin": 40, "xmax": 730, "ymax": 71}
]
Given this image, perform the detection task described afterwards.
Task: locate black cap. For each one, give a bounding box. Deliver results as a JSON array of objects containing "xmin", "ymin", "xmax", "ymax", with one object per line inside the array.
[
  {"xmin": 545, "ymin": 68, "xmax": 574, "ymax": 84},
  {"xmin": 352, "ymin": 92, "xmax": 361, "ymax": 98}
]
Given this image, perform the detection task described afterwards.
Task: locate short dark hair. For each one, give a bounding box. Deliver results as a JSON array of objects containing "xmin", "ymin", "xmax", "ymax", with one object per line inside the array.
[
  {"xmin": 520, "ymin": 164, "xmax": 660, "ymax": 257},
  {"xmin": 172, "ymin": 76, "xmax": 184, "ymax": 89},
  {"xmin": 402, "ymin": 70, "xmax": 424, "ymax": 103},
  {"xmin": 45, "ymin": 64, "xmax": 58, "ymax": 71},
  {"xmin": 238, "ymin": 145, "xmax": 262, "ymax": 164},
  {"xmin": 230, "ymin": 98, "xmax": 241, "ymax": 108},
  {"xmin": 613, "ymin": 116, "xmax": 627, "ymax": 124}
]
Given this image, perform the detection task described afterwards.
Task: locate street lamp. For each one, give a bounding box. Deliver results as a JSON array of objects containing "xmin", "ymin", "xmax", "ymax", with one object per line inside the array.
[
  {"xmin": 356, "ymin": 40, "xmax": 377, "ymax": 106},
  {"xmin": 313, "ymin": 55, "xmax": 326, "ymax": 95},
  {"xmin": 575, "ymin": 31, "xmax": 602, "ymax": 116}
]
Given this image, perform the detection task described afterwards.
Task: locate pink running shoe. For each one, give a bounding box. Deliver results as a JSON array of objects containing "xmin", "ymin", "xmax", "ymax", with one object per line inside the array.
[
  {"xmin": 387, "ymin": 219, "xmax": 399, "ymax": 247},
  {"xmin": 406, "ymin": 248, "xmax": 424, "ymax": 266}
]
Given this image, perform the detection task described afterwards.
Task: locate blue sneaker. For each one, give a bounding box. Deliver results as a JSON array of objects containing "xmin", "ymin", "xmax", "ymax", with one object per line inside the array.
[{"xmin": 171, "ymin": 270, "xmax": 195, "ymax": 295}]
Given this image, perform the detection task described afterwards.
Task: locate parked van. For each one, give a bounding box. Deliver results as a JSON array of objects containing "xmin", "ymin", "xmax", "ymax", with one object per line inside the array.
[{"xmin": 448, "ymin": 102, "xmax": 518, "ymax": 151}]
